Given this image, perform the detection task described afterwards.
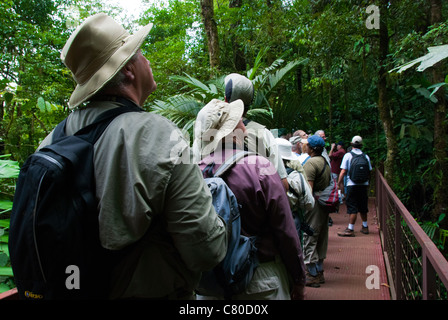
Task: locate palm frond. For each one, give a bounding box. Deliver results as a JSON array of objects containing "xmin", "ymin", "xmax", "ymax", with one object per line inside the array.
[
  {"xmin": 152, "ymin": 94, "xmax": 204, "ymax": 143},
  {"xmin": 170, "ymin": 73, "xmax": 224, "ymax": 103},
  {"xmin": 152, "ymin": 94, "xmax": 201, "ymax": 126},
  {"xmin": 269, "ymin": 58, "xmax": 309, "ymax": 90},
  {"xmin": 271, "ymin": 92, "xmax": 315, "ymax": 131},
  {"xmin": 246, "ymin": 108, "xmax": 274, "ymax": 127},
  {"xmin": 247, "ymin": 47, "xmax": 269, "ymax": 80},
  {"xmin": 170, "ymin": 74, "xmax": 210, "ymax": 92}
]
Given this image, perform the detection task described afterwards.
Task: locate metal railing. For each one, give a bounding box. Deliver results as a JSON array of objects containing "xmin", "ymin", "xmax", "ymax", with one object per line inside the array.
[{"xmin": 376, "ymin": 170, "xmax": 448, "ymax": 300}]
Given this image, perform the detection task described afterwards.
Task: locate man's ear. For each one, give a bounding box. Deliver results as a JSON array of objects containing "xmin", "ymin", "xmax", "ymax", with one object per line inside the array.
[{"xmin": 121, "ymin": 61, "xmax": 136, "ymax": 82}]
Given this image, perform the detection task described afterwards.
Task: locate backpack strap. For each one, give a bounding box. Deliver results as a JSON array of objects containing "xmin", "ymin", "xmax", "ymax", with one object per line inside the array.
[
  {"xmin": 348, "ymin": 150, "xmax": 366, "ymax": 171},
  {"xmin": 302, "ymin": 155, "xmax": 310, "ymax": 165},
  {"xmin": 287, "ymin": 168, "xmax": 306, "ymax": 199},
  {"xmin": 350, "ymin": 150, "xmax": 366, "ymax": 160},
  {"xmin": 213, "ymin": 151, "xmax": 256, "ymax": 178},
  {"xmin": 316, "ymin": 155, "xmax": 329, "ymax": 179},
  {"xmin": 52, "ymin": 97, "xmax": 143, "ymax": 144},
  {"xmin": 75, "ymin": 103, "xmax": 143, "ymax": 144}
]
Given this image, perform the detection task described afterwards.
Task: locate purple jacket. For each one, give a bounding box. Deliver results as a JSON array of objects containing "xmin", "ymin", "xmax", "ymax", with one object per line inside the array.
[{"xmin": 199, "ymin": 149, "xmax": 306, "ymax": 286}]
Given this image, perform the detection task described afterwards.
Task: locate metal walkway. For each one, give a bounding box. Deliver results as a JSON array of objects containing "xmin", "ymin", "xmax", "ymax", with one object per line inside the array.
[{"xmin": 305, "ymin": 198, "xmax": 391, "ymax": 300}]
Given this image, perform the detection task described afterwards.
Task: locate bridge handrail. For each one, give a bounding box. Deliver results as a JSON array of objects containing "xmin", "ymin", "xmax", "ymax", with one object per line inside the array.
[{"xmin": 376, "ymin": 169, "xmax": 448, "ymax": 299}]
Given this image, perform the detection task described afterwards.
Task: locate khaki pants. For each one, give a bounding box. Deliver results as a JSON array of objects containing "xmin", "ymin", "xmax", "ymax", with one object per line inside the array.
[
  {"xmin": 232, "ymin": 257, "xmax": 292, "ymax": 300},
  {"xmin": 303, "ymin": 202, "xmax": 329, "ymax": 265},
  {"xmin": 198, "ymin": 257, "xmax": 292, "ymax": 300}
]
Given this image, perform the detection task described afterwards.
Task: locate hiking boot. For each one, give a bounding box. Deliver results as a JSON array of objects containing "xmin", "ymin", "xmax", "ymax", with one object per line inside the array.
[
  {"xmin": 361, "ymin": 226, "xmax": 369, "ymax": 234},
  {"xmin": 305, "ymin": 272, "xmax": 321, "ymax": 288},
  {"xmin": 317, "ymin": 271, "xmax": 325, "ymax": 284},
  {"xmin": 337, "ymin": 228, "xmax": 355, "ymax": 237}
]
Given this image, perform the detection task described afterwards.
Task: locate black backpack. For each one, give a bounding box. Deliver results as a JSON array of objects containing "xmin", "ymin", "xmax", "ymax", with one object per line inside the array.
[
  {"xmin": 348, "ymin": 151, "xmax": 370, "ymax": 184},
  {"xmin": 9, "ymin": 100, "xmax": 142, "ymax": 299}
]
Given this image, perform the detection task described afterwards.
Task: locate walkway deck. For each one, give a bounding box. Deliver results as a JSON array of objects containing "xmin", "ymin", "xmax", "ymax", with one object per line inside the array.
[
  {"xmin": 1, "ymin": 199, "xmax": 391, "ymax": 301},
  {"xmin": 305, "ymin": 198, "xmax": 391, "ymax": 300}
]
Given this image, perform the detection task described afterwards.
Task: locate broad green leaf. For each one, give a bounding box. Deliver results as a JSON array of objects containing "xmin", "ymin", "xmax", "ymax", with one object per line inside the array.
[
  {"xmin": 0, "ymin": 252, "xmax": 7, "ymax": 267},
  {"xmin": 0, "ymin": 283, "xmax": 13, "ymax": 294},
  {"xmin": 0, "ymin": 220, "xmax": 9, "ymax": 228},
  {"xmin": 37, "ymin": 97, "xmax": 46, "ymax": 112},
  {"xmin": 0, "ymin": 266, "xmax": 13, "ymax": 277},
  {"xmin": 0, "ymin": 163, "xmax": 20, "ymax": 179},
  {"xmin": 0, "ymin": 242, "xmax": 9, "ymax": 256},
  {"xmin": 0, "ymin": 200, "xmax": 13, "ymax": 212}
]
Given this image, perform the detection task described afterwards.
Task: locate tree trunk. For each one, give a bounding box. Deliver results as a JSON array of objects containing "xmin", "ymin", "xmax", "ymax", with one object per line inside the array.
[
  {"xmin": 229, "ymin": 0, "xmax": 246, "ymax": 71},
  {"xmin": 377, "ymin": 0, "xmax": 398, "ymax": 184},
  {"xmin": 430, "ymin": 0, "xmax": 448, "ymax": 223},
  {"xmin": 200, "ymin": 0, "xmax": 219, "ymax": 74}
]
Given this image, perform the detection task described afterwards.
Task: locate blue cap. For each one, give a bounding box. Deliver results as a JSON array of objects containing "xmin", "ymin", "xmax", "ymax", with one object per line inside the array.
[{"xmin": 308, "ymin": 135, "xmax": 325, "ymax": 148}]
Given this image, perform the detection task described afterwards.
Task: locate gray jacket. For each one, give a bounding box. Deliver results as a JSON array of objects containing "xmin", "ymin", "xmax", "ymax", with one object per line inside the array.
[{"xmin": 38, "ymin": 99, "xmax": 227, "ymax": 299}]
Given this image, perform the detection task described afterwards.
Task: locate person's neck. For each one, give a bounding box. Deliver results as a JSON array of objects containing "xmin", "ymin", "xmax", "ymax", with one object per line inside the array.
[{"xmin": 99, "ymin": 87, "xmax": 143, "ymax": 106}]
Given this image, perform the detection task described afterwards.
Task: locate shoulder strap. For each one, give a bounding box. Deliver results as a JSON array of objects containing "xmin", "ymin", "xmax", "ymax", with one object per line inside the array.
[
  {"xmin": 288, "ymin": 170, "xmax": 306, "ymax": 199},
  {"xmin": 350, "ymin": 150, "xmax": 364, "ymax": 157},
  {"xmin": 316, "ymin": 155, "xmax": 329, "ymax": 180},
  {"xmin": 286, "ymin": 167, "xmax": 294, "ymax": 175},
  {"xmin": 214, "ymin": 151, "xmax": 256, "ymax": 178},
  {"xmin": 302, "ymin": 155, "xmax": 310, "ymax": 165},
  {"xmin": 52, "ymin": 97, "xmax": 142, "ymax": 144},
  {"xmin": 75, "ymin": 104, "xmax": 142, "ymax": 144}
]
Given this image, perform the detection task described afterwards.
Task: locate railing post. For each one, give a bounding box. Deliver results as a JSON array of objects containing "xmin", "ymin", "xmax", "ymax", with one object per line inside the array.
[
  {"xmin": 395, "ymin": 206, "xmax": 403, "ymax": 299},
  {"xmin": 379, "ymin": 172, "xmax": 386, "ymax": 244},
  {"xmin": 423, "ymin": 249, "xmax": 436, "ymax": 300}
]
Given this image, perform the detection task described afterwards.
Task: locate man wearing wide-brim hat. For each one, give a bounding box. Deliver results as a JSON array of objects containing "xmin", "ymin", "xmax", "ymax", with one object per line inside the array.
[
  {"xmin": 195, "ymin": 100, "xmax": 306, "ymax": 300},
  {"xmin": 37, "ymin": 13, "xmax": 227, "ymax": 299}
]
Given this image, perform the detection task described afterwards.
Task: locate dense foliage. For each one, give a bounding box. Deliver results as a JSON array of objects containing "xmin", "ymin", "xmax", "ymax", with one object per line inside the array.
[{"xmin": 0, "ymin": 0, "xmax": 448, "ymax": 293}]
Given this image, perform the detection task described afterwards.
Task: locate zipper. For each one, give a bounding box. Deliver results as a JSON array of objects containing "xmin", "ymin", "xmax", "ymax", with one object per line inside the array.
[
  {"xmin": 33, "ymin": 172, "xmax": 48, "ymax": 283},
  {"xmin": 34, "ymin": 153, "xmax": 63, "ymax": 170}
]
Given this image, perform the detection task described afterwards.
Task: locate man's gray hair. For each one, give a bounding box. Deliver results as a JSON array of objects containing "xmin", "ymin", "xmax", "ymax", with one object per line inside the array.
[{"xmin": 97, "ymin": 52, "xmax": 140, "ymax": 94}]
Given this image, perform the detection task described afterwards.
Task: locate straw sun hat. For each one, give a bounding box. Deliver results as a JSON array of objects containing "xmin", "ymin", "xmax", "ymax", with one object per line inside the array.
[{"xmin": 61, "ymin": 13, "xmax": 153, "ymax": 109}]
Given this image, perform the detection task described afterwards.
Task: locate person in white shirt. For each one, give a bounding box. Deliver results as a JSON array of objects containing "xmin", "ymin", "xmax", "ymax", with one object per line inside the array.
[{"xmin": 337, "ymin": 136, "xmax": 373, "ymax": 237}]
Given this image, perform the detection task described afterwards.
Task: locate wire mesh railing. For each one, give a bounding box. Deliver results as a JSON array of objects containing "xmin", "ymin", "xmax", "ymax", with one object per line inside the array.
[{"xmin": 376, "ymin": 170, "xmax": 448, "ymax": 300}]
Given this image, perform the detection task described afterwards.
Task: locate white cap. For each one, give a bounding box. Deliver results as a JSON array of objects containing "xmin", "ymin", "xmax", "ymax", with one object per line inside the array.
[{"xmin": 351, "ymin": 135, "xmax": 363, "ymax": 145}]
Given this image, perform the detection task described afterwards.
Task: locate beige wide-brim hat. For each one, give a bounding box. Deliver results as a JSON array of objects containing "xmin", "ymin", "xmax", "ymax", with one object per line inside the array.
[
  {"xmin": 194, "ymin": 99, "xmax": 245, "ymax": 156},
  {"xmin": 61, "ymin": 13, "xmax": 153, "ymax": 109},
  {"xmin": 275, "ymin": 138, "xmax": 299, "ymax": 161}
]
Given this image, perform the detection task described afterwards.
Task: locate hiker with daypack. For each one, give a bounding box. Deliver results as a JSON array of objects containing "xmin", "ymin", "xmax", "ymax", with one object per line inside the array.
[
  {"xmin": 194, "ymin": 99, "xmax": 306, "ymax": 300},
  {"xmin": 301, "ymin": 135, "xmax": 332, "ymax": 288},
  {"xmin": 9, "ymin": 14, "xmax": 227, "ymax": 300},
  {"xmin": 337, "ymin": 136, "xmax": 373, "ymax": 237}
]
